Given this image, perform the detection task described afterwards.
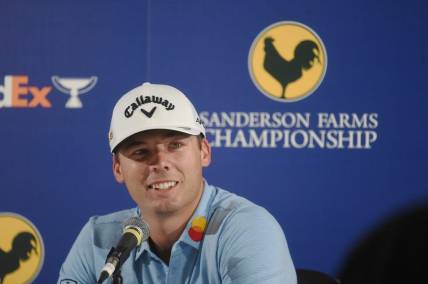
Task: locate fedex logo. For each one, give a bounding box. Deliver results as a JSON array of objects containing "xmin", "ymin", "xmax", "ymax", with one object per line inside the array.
[
  {"xmin": 0, "ymin": 75, "xmax": 52, "ymax": 108},
  {"xmin": 0, "ymin": 75, "xmax": 98, "ymax": 108}
]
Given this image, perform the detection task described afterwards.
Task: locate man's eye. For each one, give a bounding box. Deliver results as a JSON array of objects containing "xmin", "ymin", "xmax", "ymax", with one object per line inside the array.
[
  {"xmin": 133, "ymin": 149, "xmax": 149, "ymax": 156},
  {"xmin": 169, "ymin": 142, "xmax": 182, "ymax": 150}
]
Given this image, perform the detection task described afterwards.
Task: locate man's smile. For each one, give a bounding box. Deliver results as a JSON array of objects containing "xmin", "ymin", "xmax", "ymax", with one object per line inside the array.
[{"xmin": 147, "ymin": 180, "xmax": 179, "ymax": 191}]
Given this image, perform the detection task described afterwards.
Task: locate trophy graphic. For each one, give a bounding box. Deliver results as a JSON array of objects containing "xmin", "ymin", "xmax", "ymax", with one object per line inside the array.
[{"xmin": 51, "ymin": 76, "xmax": 98, "ymax": 108}]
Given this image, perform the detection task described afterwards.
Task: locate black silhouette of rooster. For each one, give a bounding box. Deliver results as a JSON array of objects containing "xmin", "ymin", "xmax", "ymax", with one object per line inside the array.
[
  {"xmin": 263, "ymin": 36, "xmax": 320, "ymax": 99},
  {"xmin": 0, "ymin": 232, "xmax": 38, "ymax": 284}
]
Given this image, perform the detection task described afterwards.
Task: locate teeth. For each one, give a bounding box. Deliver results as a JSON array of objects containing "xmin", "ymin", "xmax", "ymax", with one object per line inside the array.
[{"xmin": 149, "ymin": 181, "xmax": 177, "ymax": 190}]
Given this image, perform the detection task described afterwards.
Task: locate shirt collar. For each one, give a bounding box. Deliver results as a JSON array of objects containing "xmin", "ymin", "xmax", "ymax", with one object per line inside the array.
[
  {"xmin": 178, "ymin": 180, "xmax": 214, "ymax": 250},
  {"xmin": 134, "ymin": 180, "xmax": 215, "ymax": 260}
]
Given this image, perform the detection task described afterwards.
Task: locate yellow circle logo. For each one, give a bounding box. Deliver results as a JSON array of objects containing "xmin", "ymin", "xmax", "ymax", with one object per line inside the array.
[
  {"xmin": 0, "ymin": 213, "xmax": 44, "ymax": 284},
  {"xmin": 188, "ymin": 216, "xmax": 207, "ymax": 242},
  {"xmin": 248, "ymin": 21, "xmax": 327, "ymax": 102}
]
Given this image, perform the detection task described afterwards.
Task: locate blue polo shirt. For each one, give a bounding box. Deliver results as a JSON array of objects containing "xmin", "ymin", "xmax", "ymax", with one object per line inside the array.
[{"xmin": 58, "ymin": 182, "xmax": 296, "ymax": 283}]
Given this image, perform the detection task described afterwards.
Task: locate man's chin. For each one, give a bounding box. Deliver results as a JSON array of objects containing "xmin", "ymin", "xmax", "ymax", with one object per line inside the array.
[{"xmin": 152, "ymin": 202, "xmax": 179, "ymax": 216}]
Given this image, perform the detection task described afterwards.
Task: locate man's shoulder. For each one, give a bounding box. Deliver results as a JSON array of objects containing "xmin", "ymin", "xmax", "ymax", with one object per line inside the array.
[
  {"xmin": 205, "ymin": 186, "xmax": 296, "ymax": 284},
  {"xmin": 89, "ymin": 207, "xmax": 138, "ymax": 225},
  {"xmin": 207, "ymin": 185, "xmax": 278, "ymax": 233},
  {"xmin": 84, "ymin": 208, "xmax": 139, "ymax": 249},
  {"xmin": 209, "ymin": 185, "xmax": 265, "ymax": 216}
]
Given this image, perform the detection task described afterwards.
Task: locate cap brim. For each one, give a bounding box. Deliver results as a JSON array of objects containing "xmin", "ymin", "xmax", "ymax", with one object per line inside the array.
[{"xmin": 111, "ymin": 126, "xmax": 204, "ymax": 153}]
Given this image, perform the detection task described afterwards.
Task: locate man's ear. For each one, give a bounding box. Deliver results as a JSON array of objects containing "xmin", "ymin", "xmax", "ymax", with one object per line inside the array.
[
  {"xmin": 200, "ymin": 138, "xmax": 212, "ymax": 167},
  {"xmin": 112, "ymin": 154, "xmax": 124, "ymax": 183}
]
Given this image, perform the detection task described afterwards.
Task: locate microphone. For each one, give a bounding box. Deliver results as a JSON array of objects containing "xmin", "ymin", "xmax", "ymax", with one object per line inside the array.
[{"xmin": 97, "ymin": 217, "xmax": 150, "ymax": 283}]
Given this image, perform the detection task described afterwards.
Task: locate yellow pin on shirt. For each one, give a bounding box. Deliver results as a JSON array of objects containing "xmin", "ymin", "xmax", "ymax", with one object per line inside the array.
[{"xmin": 188, "ymin": 216, "xmax": 207, "ymax": 242}]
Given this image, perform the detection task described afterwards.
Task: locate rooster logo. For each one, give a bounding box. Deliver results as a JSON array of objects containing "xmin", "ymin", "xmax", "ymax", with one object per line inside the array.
[
  {"xmin": 264, "ymin": 37, "xmax": 320, "ymax": 99},
  {"xmin": 249, "ymin": 21, "xmax": 327, "ymax": 102},
  {"xmin": 0, "ymin": 232, "xmax": 38, "ymax": 284},
  {"xmin": 0, "ymin": 213, "xmax": 44, "ymax": 284}
]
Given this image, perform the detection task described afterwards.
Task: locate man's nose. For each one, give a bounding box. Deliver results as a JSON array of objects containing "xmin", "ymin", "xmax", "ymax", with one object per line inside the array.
[{"xmin": 148, "ymin": 150, "xmax": 170, "ymax": 171}]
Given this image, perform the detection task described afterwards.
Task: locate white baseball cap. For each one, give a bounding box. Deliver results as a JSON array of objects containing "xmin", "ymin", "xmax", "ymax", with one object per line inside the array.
[{"xmin": 108, "ymin": 82, "xmax": 205, "ymax": 153}]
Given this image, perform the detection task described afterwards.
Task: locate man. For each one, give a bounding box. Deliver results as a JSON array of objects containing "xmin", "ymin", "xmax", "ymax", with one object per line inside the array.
[{"xmin": 58, "ymin": 82, "xmax": 297, "ymax": 283}]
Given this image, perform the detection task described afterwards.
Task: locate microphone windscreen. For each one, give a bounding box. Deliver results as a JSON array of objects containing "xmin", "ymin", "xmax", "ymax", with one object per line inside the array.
[{"xmin": 122, "ymin": 217, "xmax": 150, "ymax": 242}]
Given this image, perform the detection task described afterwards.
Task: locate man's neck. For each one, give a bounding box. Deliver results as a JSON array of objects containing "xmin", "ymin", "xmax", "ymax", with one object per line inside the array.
[
  {"xmin": 140, "ymin": 181, "xmax": 205, "ymax": 264},
  {"xmin": 145, "ymin": 211, "xmax": 191, "ymax": 264}
]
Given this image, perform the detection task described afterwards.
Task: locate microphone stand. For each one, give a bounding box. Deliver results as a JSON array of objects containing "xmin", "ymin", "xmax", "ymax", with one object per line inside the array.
[
  {"xmin": 99, "ymin": 248, "xmax": 124, "ymax": 284},
  {"xmin": 112, "ymin": 269, "xmax": 123, "ymax": 284}
]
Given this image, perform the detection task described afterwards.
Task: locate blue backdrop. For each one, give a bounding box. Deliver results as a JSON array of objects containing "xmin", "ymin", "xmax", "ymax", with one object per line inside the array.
[{"xmin": 1, "ymin": 0, "xmax": 427, "ymax": 282}]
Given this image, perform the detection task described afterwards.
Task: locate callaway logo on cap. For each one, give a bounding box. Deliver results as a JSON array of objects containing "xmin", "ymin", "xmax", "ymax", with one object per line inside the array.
[{"xmin": 108, "ymin": 82, "xmax": 205, "ymax": 152}]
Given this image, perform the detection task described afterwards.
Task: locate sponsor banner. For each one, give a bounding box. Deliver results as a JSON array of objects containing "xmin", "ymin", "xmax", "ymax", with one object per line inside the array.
[{"xmin": 203, "ymin": 21, "xmax": 378, "ymax": 150}]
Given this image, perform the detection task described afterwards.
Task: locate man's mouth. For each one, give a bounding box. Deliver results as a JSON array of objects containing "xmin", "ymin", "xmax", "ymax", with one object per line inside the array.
[{"xmin": 147, "ymin": 181, "xmax": 178, "ymax": 190}]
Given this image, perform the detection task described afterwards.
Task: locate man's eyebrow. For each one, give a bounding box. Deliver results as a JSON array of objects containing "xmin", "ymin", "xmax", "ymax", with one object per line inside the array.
[
  {"xmin": 121, "ymin": 132, "xmax": 191, "ymax": 149},
  {"xmin": 122, "ymin": 140, "xmax": 146, "ymax": 149}
]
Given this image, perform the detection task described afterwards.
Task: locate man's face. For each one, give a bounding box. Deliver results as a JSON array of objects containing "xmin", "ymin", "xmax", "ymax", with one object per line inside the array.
[{"xmin": 113, "ymin": 130, "xmax": 211, "ymax": 218}]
